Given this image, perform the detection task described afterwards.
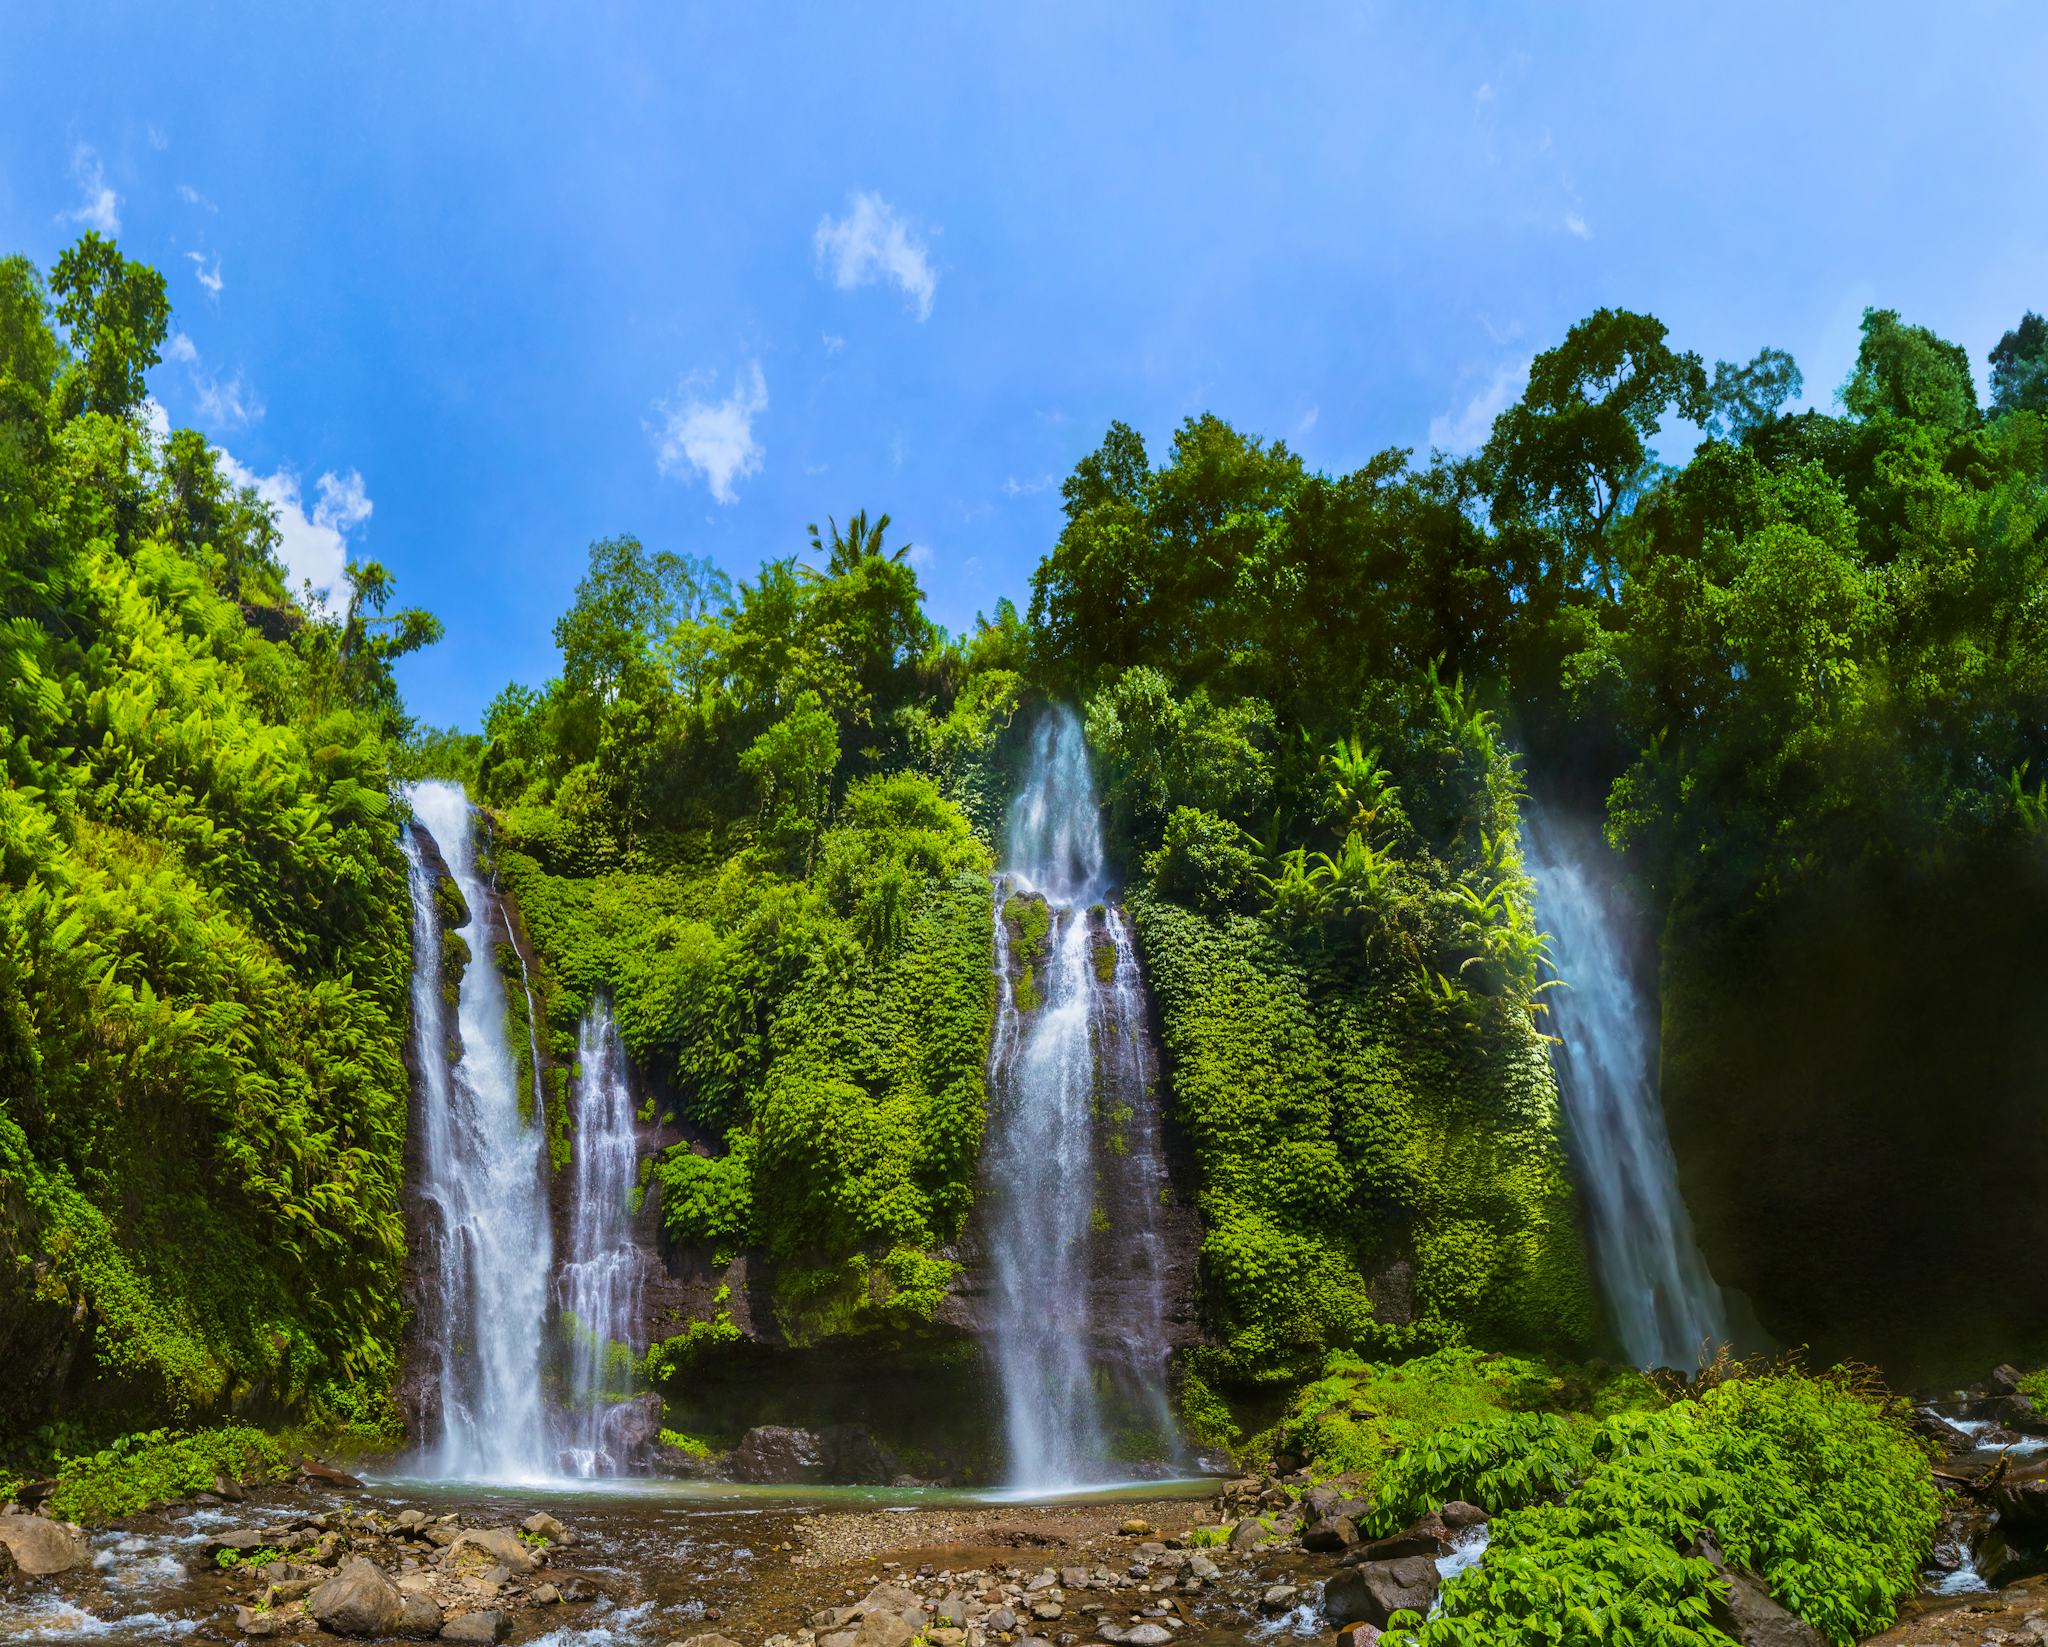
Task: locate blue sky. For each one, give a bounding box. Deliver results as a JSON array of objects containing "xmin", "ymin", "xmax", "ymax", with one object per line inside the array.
[{"xmin": 5, "ymin": 3, "xmax": 2045, "ymax": 731}]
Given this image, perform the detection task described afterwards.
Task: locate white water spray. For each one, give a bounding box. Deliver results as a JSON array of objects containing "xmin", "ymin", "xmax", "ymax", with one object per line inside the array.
[
  {"xmin": 557, "ymin": 998, "xmax": 646, "ymax": 1476},
  {"xmin": 402, "ymin": 779, "xmax": 555, "ymax": 1479},
  {"xmin": 984, "ymin": 705, "xmax": 1180, "ymax": 1489},
  {"xmin": 1524, "ymin": 808, "xmax": 1727, "ymax": 1369}
]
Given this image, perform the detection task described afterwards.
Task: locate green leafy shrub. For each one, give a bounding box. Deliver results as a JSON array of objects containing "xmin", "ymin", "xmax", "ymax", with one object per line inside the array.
[
  {"xmin": 1383, "ymin": 1371, "xmax": 1939, "ymax": 1647},
  {"xmin": 48, "ymin": 1425, "xmax": 287, "ymax": 1524}
]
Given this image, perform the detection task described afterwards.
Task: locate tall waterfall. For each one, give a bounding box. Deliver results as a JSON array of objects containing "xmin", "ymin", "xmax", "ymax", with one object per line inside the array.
[
  {"xmin": 1524, "ymin": 808, "xmax": 1728, "ymax": 1370},
  {"xmin": 984, "ymin": 705, "xmax": 1180, "ymax": 1490},
  {"xmin": 557, "ymin": 999, "xmax": 645, "ymax": 1476},
  {"xmin": 402, "ymin": 779, "xmax": 555, "ymax": 1480}
]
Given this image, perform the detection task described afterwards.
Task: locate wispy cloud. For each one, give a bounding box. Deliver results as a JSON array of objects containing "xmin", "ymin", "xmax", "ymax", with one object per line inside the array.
[
  {"xmin": 194, "ymin": 368, "xmax": 262, "ymax": 429},
  {"xmin": 186, "ymin": 251, "xmax": 223, "ymax": 296},
  {"xmin": 166, "ymin": 332, "xmax": 262, "ymax": 429},
  {"xmin": 1428, "ymin": 358, "xmax": 1529, "ymax": 455},
  {"xmin": 146, "ymin": 125, "xmax": 169, "ymax": 152},
  {"xmin": 652, "ymin": 362, "xmax": 768, "ymax": 504},
  {"xmin": 821, "ymin": 333, "xmax": 846, "ymax": 354},
  {"xmin": 1563, "ymin": 211, "xmax": 1591, "ymax": 240},
  {"xmin": 1002, "ymin": 473, "xmax": 1056, "ymax": 497},
  {"xmin": 814, "ymin": 192, "xmax": 938, "ymax": 321},
  {"xmin": 64, "ymin": 144, "xmax": 120, "ymax": 235},
  {"xmin": 176, "ymin": 183, "xmax": 217, "ymax": 212},
  {"xmin": 215, "ymin": 452, "xmax": 368, "ymax": 598},
  {"xmin": 1296, "ymin": 405, "xmax": 1320, "ymax": 437}
]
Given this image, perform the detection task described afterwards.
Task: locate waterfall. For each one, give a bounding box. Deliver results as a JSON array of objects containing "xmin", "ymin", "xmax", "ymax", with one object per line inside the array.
[
  {"xmin": 1524, "ymin": 807, "xmax": 1728, "ymax": 1370},
  {"xmin": 984, "ymin": 705, "xmax": 1180, "ymax": 1490},
  {"xmin": 402, "ymin": 779, "xmax": 555, "ymax": 1480},
  {"xmin": 556, "ymin": 999, "xmax": 645, "ymax": 1476}
]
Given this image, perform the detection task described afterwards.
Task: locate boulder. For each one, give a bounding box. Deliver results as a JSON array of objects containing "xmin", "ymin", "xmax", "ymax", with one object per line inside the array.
[
  {"xmin": 732, "ymin": 1425, "xmax": 824, "ymax": 1482},
  {"xmin": 1992, "ymin": 1364, "xmax": 2024, "ymax": 1394},
  {"xmin": 1123, "ymin": 1627, "xmax": 1174, "ymax": 1646},
  {"xmin": 398, "ymin": 1593, "xmax": 445, "ymax": 1637},
  {"xmin": 520, "ymin": 1511, "xmax": 567, "ymax": 1545},
  {"xmin": 446, "ymin": 1527, "xmax": 542, "ymax": 1576},
  {"xmin": 1228, "ymin": 1516, "xmax": 1270, "ymax": 1551},
  {"xmin": 1302, "ymin": 1515, "xmax": 1359, "ymax": 1552},
  {"xmin": 298, "ymin": 1457, "xmax": 366, "ymax": 1489},
  {"xmin": 206, "ymin": 1526, "xmax": 274, "ymax": 1561},
  {"xmin": 0, "ymin": 1513, "xmax": 91, "ymax": 1576},
  {"xmin": 438, "ymin": 1612, "xmax": 509, "ymax": 1644},
  {"xmin": 1345, "ymin": 1514, "xmax": 1449, "ymax": 1566},
  {"xmin": 309, "ymin": 1557, "xmax": 404, "ymax": 1637},
  {"xmin": 1996, "ymin": 1458, "xmax": 2048, "ymax": 1543},
  {"xmin": 1440, "ymin": 1501, "xmax": 1487, "ymax": 1529},
  {"xmin": 234, "ymin": 1605, "xmax": 299, "ymax": 1638},
  {"xmin": 1334, "ymin": 1625, "xmax": 1383, "ymax": 1647},
  {"xmin": 1690, "ymin": 1536, "xmax": 1825, "ymax": 1647},
  {"xmin": 1323, "ymin": 1556, "xmax": 1440, "ymax": 1628},
  {"xmin": 1184, "ymin": 1553, "xmax": 1220, "ymax": 1582},
  {"xmin": 854, "ymin": 1580, "xmax": 924, "ymax": 1625}
]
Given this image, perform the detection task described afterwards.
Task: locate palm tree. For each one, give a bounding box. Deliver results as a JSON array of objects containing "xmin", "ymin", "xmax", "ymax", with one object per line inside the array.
[{"xmin": 805, "ymin": 509, "xmax": 913, "ymax": 578}]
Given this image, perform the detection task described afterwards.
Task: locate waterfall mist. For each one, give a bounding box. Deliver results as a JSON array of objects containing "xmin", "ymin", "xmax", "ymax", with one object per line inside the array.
[
  {"xmin": 983, "ymin": 705, "xmax": 1181, "ymax": 1490},
  {"xmin": 402, "ymin": 779, "xmax": 555, "ymax": 1480},
  {"xmin": 557, "ymin": 999, "xmax": 646, "ymax": 1476},
  {"xmin": 1525, "ymin": 807, "xmax": 1728, "ymax": 1370}
]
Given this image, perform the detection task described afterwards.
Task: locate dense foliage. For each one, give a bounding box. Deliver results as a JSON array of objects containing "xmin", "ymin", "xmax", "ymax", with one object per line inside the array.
[
  {"xmin": 1375, "ymin": 1369, "xmax": 1938, "ymax": 1646},
  {"xmin": 0, "ymin": 237, "xmax": 437, "ymax": 1450},
  {"xmin": 470, "ymin": 519, "xmax": 1021, "ymax": 1355}
]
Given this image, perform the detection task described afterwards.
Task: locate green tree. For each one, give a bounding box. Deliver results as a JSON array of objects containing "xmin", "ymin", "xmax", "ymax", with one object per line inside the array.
[
  {"xmin": 49, "ymin": 232, "xmax": 169, "ymax": 419},
  {"xmin": 1706, "ymin": 346, "xmax": 1803, "ymax": 442},
  {"xmin": 1841, "ymin": 306, "xmax": 1978, "ymax": 430},
  {"xmin": 1989, "ymin": 310, "xmax": 2048, "ymax": 415}
]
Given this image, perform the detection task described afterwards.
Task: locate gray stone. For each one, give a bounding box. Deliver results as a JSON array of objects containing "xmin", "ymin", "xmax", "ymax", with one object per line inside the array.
[
  {"xmin": 987, "ymin": 1605, "xmax": 1019, "ymax": 1632},
  {"xmin": 0, "ymin": 1513, "xmax": 90, "ymax": 1576},
  {"xmin": 398, "ymin": 1592, "xmax": 445, "ymax": 1637},
  {"xmin": 1183, "ymin": 1553, "xmax": 1219, "ymax": 1583},
  {"xmin": 438, "ymin": 1612, "xmax": 510, "ymax": 1643},
  {"xmin": 234, "ymin": 1605, "xmax": 299, "ymax": 1638},
  {"xmin": 1322, "ymin": 1557, "xmax": 1439, "ymax": 1628},
  {"xmin": 1262, "ymin": 1585, "xmax": 1299, "ymax": 1610},
  {"xmin": 851, "ymin": 1614, "xmax": 915, "ymax": 1647},
  {"xmin": 855, "ymin": 1581, "xmax": 923, "ymax": 1623},
  {"xmin": 205, "ymin": 1525, "xmax": 273, "ymax": 1561},
  {"xmin": 530, "ymin": 1582, "xmax": 561, "ymax": 1604},
  {"xmin": 1123, "ymin": 1627, "xmax": 1174, "ymax": 1647},
  {"xmin": 1227, "ymin": 1517, "xmax": 1269, "ymax": 1552},
  {"xmin": 521, "ymin": 1511, "xmax": 567, "ymax": 1544},
  {"xmin": 1439, "ymin": 1501, "xmax": 1487, "ymax": 1529},
  {"xmin": 673, "ymin": 1635, "xmax": 746, "ymax": 1647},
  {"xmin": 1302, "ymin": 1515, "xmax": 1358, "ymax": 1552},
  {"xmin": 1691, "ymin": 1535, "xmax": 1826, "ymax": 1647},
  {"xmin": 446, "ymin": 1527, "xmax": 541, "ymax": 1576},
  {"xmin": 309, "ymin": 1557, "xmax": 404, "ymax": 1636}
]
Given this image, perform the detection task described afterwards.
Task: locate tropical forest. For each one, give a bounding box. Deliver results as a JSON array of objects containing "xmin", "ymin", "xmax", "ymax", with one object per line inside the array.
[{"xmin": 4, "ymin": 12, "xmax": 2048, "ymax": 1645}]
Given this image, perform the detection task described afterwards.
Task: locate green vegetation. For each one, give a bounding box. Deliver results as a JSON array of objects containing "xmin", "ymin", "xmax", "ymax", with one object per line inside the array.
[
  {"xmin": 0, "ymin": 235, "xmax": 436, "ymax": 1451},
  {"xmin": 1377, "ymin": 1368, "xmax": 1938, "ymax": 1647},
  {"xmin": 1269, "ymin": 1347, "xmax": 1658, "ymax": 1492},
  {"xmin": 46, "ymin": 1424, "xmax": 288, "ymax": 1524}
]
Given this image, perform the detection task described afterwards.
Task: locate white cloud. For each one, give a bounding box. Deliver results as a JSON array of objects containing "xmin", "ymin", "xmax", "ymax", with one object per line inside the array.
[
  {"xmin": 186, "ymin": 251, "xmax": 223, "ymax": 296},
  {"xmin": 1296, "ymin": 405, "xmax": 1320, "ymax": 437},
  {"xmin": 652, "ymin": 362, "xmax": 768, "ymax": 504},
  {"xmin": 1002, "ymin": 473, "xmax": 1056, "ymax": 497},
  {"xmin": 1428, "ymin": 358, "xmax": 1529, "ymax": 455},
  {"xmin": 143, "ymin": 397, "xmax": 170, "ymax": 441},
  {"xmin": 146, "ymin": 125, "xmax": 169, "ymax": 152},
  {"xmin": 65, "ymin": 144, "xmax": 120, "ymax": 235},
  {"xmin": 1564, "ymin": 211, "xmax": 1591, "ymax": 240},
  {"xmin": 314, "ymin": 469, "xmax": 373, "ymax": 534},
  {"xmin": 822, "ymin": 333, "xmax": 846, "ymax": 354},
  {"xmin": 905, "ymin": 542, "xmax": 933, "ymax": 570},
  {"xmin": 165, "ymin": 331, "xmax": 199, "ymax": 364},
  {"xmin": 814, "ymin": 192, "xmax": 938, "ymax": 321},
  {"xmin": 215, "ymin": 452, "xmax": 365, "ymax": 599},
  {"xmin": 176, "ymin": 183, "xmax": 216, "ymax": 211},
  {"xmin": 193, "ymin": 366, "xmax": 262, "ymax": 429}
]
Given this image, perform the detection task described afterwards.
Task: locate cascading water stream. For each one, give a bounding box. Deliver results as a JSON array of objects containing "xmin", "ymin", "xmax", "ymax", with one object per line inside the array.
[
  {"xmin": 557, "ymin": 998, "xmax": 646, "ymax": 1476},
  {"xmin": 1524, "ymin": 807, "xmax": 1728, "ymax": 1370},
  {"xmin": 984, "ymin": 705, "xmax": 1180, "ymax": 1490},
  {"xmin": 402, "ymin": 779, "xmax": 555, "ymax": 1480}
]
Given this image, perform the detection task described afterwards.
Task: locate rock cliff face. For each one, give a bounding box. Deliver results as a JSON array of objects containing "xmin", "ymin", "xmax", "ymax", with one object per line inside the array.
[{"xmin": 1660, "ymin": 844, "xmax": 2048, "ymax": 1386}]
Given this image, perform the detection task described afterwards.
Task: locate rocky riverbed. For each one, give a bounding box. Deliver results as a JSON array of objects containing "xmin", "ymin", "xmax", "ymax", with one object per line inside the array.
[{"xmin": 7, "ymin": 1371, "xmax": 2048, "ymax": 1647}]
